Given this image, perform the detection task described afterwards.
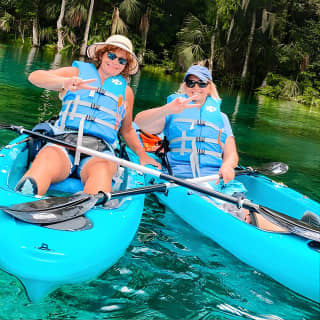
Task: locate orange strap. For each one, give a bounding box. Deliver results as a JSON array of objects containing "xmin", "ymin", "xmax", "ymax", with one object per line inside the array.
[
  {"xmin": 217, "ymin": 130, "xmax": 223, "ymax": 150},
  {"xmin": 139, "ymin": 130, "xmax": 162, "ymax": 152}
]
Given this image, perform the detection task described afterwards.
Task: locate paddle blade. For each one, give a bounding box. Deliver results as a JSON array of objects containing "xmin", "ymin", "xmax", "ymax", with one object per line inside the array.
[
  {"xmin": 258, "ymin": 206, "xmax": 320, "ymax": 242},
  {"xmin": 255, "ymin": 162, "xmax": 288, "ymax": 176},
  {"xmin": 7, "ymin": 192, "xmax": 92, "ymax": 213},
  {"xmin": 0, "ymin": 123, "xmax": 15, "ymax": 130},
  {"xmin": 4, "ymin": 196, "xmax": 98, "ymax": 224}
]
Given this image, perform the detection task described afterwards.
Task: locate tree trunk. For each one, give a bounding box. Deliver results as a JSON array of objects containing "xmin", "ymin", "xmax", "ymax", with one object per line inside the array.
[
  {"xmin": 18, "ymin": 20, "xmax": 25, "ymax": 44},
  {"xmin": 57, "ymin": 0, "xmax": 66, "ymax": 52},
  {"xmin": 241, "ymin": 10, "xmax": 256, "ymax": 80},
  {"xmin": 226, "ymin": 15, "xmax": 235, "ymax": 45},
  {"xmin": 137, "ymin": 7, "xmax": 151, "ymax": 65},
  {"xmin": 80, "ymin": 0, "xmax": 95, "ymax": 56},
  {"xmin": 209, "ymin": 14, "xmax": 219, "ymax": 72},
  {"xmin": 32, "ymin": 16, "xmax": 39, "ymax": 47},
  {"xmin": 111, "ymin": 7, "xmax": 119, "ymax": 35}
]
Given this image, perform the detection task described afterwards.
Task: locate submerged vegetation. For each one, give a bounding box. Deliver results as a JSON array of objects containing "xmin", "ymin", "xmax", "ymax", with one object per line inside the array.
[{"xmin": 0, "ymin": 0, "xmax": 319, "ymax": 106}]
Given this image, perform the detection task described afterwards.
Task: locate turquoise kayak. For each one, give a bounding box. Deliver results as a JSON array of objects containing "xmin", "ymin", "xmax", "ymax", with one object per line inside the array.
[
  {"xmin": 144, "ymin": 164, "xmax": 320, "ymax": 303},
  {"xmin": 0, "ymin": 134, "xmax": 145, "ymax": 302}
]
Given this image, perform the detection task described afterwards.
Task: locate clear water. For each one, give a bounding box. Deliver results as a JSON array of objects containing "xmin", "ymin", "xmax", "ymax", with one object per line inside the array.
[{"xmin": 0, "ymin": 44, "xmax": 319, "ymax": 319}]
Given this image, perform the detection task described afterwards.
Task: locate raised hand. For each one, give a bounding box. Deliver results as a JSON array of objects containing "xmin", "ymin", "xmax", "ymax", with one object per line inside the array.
[
  {"xmin": 63, "ymin": 77, "xmax": 97, "ymax": 92},
  {"xmin": 167, "ymin": 95, "xmax": 201, "ymax": 114}
]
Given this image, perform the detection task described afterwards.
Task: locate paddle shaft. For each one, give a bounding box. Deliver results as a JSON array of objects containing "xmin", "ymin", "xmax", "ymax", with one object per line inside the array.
[
  {"xmin": 1, "ymin": 126, "xmax": 306, "ymax": 208},
  {"xmin": 6, "ymin": 125, "xmax": 320, "ymax": 241}
]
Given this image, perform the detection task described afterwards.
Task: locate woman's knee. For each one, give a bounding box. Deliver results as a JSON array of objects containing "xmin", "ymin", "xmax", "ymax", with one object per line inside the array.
[
  {"xmin": 31, "ymin": 146, "xmax": 71, "ymax": 180},
  {"xmin": 81, "ymin": 158, "xmax": 117, "ymax": 181}
]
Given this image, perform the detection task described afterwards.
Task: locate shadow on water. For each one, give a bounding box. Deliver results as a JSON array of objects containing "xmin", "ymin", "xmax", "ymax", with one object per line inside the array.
[{"xmin": 0, "ymin": 44, "xmax": 319, "ymax": 319}]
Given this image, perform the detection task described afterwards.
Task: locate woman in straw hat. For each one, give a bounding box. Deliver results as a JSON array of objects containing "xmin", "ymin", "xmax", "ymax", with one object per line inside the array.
[{"xmin": 17, "ymin": 34, "xmax": 160, "ymax": 196}]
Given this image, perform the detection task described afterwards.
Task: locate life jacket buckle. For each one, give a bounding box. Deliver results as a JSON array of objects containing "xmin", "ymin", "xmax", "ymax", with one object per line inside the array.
[
  {"xmin": 90, "ymin": 103, "xmax": 99, "ymax": 110},
  {"xmin": 85, "ymin": 115, "xmax": 96, "ymax": 121},
  {"xmin": 196, "ymin": 137, "xmax": 205, "ymax": 142},
  {"xmin": 96, "ymin": 87, "xmax": 106, "ymax": 95}
]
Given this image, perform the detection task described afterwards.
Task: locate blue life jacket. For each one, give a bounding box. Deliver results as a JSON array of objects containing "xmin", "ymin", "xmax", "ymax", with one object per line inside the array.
[
  {"xmin": 57, "ymin": 61, "xmax": 127, "ymax": 146},
  {"xmin": 164, "ymin": 94, "xmax": 227, "ymax": 178}
]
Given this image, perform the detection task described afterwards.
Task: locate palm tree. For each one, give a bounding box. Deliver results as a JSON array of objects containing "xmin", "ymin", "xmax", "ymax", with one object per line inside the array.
[
  {"xmin": 80, "ymin": 0, "xmax": 95, "ymax": 56},
  {"xmin": 110, "ymin": 7, "xmax": 127, "ymax": 35},
  {"xmin": 64, "ymin": 0, "xmax": 88, "ymax": 50},
  {"xmin": 241, "ymin": 9, "xmax": 256, "ymax": 80},
  {"xmin": 137, "ymin": 7, "xmax": 151, "ymax": 64},
  {"xmin": 0, "ymin": 11, "xmax": 15, "ymax": 33},
  {"xmin": 57, "ymin": 0, "xmax": 67, "ymax": 52},
  {"xmin": 209, "ymin": 14, "xmax": 219, "ymax": 72},
  {"xmin": 31, "ymin": 0, "xmax": 41, "ymax": 47},
  {"xmin": 176, "ymin": 14, "xmax": 211, "ymax": 70}
]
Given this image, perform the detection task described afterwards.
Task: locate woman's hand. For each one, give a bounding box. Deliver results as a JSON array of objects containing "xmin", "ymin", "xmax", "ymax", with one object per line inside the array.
[
  {"xmin": 217, "ymin": 163, "xmax": 235, "ymax": 185},
  {"xmin": 167, "ymin": 95, "xmax": 201, "ymax": 114},
  {"xmin": 63, "ymin": 77, "xmax": 97, "ymax": 92},
  {"xmin": 138, "ymin": 153, "xmax": 162, "ymax": 169}
]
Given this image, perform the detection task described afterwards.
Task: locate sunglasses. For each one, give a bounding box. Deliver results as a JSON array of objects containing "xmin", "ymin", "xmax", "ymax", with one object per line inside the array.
[
  {"xmin": 185, "ymin": 79, "xmax": 209, "ymax": 88},
  {"xmin": 107, "ymin": 52, "xmax": 128, "ymax": 65}
]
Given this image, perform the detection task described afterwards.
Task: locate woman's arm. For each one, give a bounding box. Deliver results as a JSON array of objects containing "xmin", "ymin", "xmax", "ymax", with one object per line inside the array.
[
  {"xmin": 217, "ymin": 136, "xmax": 239, "ymax": 184},
  {"xmin": 134, "ymin": 95, "xmax": 200, "ymax": 134},
  {"xmin": 28, "ymin": 67, "xmax": 96, "ymax": 92},
  {"xmin": 120, "ymin": 86, "xmax": 161, "ymax": 168}
]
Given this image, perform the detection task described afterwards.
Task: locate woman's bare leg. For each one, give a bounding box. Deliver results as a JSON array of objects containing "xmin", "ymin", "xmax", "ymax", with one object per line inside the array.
[
  {"xmin": 81, "ymin": 158, "xmax": 117, "ymax": 194},
  {"xmin": 22, "ymin": 146, "xmax": 71, "ymax": 195}
]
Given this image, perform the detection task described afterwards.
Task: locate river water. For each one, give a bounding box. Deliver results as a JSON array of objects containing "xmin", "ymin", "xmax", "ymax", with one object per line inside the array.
[{"xmin": 0, "ymin": 44, "xmax": 319, "ymax": 319}]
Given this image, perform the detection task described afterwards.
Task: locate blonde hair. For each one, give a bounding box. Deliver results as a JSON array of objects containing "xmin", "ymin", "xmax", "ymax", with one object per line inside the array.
[
  {"xmin": 177, "ymin": 80, "xmax": 221, "ymax": 100},
  {"xmin": 90, "ymin": 45, "xmax": 134, "ymax": 80}
]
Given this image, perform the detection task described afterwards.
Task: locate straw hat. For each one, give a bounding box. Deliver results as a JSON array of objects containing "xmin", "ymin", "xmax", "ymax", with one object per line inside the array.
[{"xmin": 86, "ymin": 35, "xmax": 139, "ymax": 75}]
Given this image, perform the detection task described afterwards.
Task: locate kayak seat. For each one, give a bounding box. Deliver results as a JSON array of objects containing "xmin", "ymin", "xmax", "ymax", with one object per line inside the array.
[
  {"xmin": 49, "ymin": 177, "xmax": 83, "ymax": 194},
  {"xmin": 49, "ymin": 166, "xmax": 125, "ymax": 194}
]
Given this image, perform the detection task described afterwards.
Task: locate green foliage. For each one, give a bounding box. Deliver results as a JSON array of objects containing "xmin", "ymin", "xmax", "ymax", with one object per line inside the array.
[
  {"xmin": 258, "ymin": 72, "xmax": 320, "ymax": 107},
  {"xmin": 176, "ymin": 13, "xmax": 211, "ymax": 70},
  {"xmin": 0, "ymin": 0, "xmax": 319, "ymax": 108}
]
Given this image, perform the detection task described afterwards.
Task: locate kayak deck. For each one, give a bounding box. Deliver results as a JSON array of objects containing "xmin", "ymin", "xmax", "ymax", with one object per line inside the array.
[
  {"xmin": 0, "ymin": 135, "xmax": 145, "ymax": 302},
  {"xmin": 148, "ymin": 173, "xmax": 320, "ymax": 303}
]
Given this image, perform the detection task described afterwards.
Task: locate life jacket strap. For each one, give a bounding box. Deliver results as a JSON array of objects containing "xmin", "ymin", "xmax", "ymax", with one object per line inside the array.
[
  {"xmin": 173, "ymin": 118, "xmax": 224, "ymax": 132},
  {"xmin": 96, "ymin": 87, "xmax": 119, "ymax": 102},
  {"xmin": 169, "ymin": 136, "xmax": 224, "ymax": 148},
  {"xmin": 170, "ymin": 148, "xmax": 222, "ymax": 158},
  {"xmin": 58, "ymin": 112, "xmax": 116, "ymax": 131}
]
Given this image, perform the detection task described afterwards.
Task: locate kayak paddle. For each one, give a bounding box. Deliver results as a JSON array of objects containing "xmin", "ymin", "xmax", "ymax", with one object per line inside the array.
[
  {"xmin": 2, "ymin": 185, "xmax": 168, "ymax": 224},
  {"xmin": 0, "ymin": 166, "xmax": 273, "ymax": 224},
  {"xmin": 236, "ymin": 162, "xmax": 288, "ymax": 176},
  {"xmin": 1, "ymin": 124, "xmax": 319, "ymax": 242}
]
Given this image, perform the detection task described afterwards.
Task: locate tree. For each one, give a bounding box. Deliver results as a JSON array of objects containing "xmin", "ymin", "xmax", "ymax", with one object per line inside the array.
[
  {"xmin": 176, "ymin": 13, "xmax": 211, "ymax": 70},
  {"xmin": 31, "ymin": 0, "xmax": 40, "ymax": 47},
  {"xmin": 57, "ymin": 0, "xmax": 66, "ymax": 52},
  {"xmin": 80, "ymin": 0, "xmax": 95, "ymax": 56},
  {"xmin": 241, "ymin": 9, "xmax": 256, "ymax": 80},
  {"xmin": 110, "ymin": 7, "xmax": 127, "ymax": 35},
  {"xmin": 137, "ymin": 7, "xmax": 151, "ymax": 64}
]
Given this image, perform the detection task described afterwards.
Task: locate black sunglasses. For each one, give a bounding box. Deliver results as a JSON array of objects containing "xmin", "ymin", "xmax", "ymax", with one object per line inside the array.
[
  {"xmin": 107, "ymin": 52, "xmax": 128, "ymax": 65},
  {"xmin": 185, "ymin": 79, "xmax": 209, "ymax": 88}
]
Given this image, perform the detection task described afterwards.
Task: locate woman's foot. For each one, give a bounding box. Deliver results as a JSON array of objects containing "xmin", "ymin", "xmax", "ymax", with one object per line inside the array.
[{"xmin": 15, "ymin": 177, "xmax": 38, "ymax": 195}]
